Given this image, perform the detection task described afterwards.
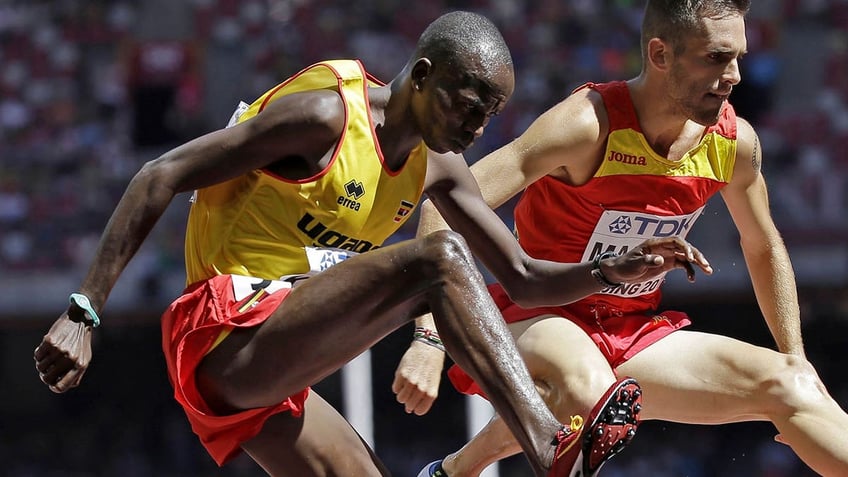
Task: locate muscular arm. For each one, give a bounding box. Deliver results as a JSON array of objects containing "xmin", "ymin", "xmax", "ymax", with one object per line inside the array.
[
  {"xmin": 37, "ymin": 89, "xmax": 346, "ymax": 392},
  {"xmin": 77, "ymin": 91, "xmax": 345, "ymax": 312},
  {"xmin": 720, "ymin": 118, "xmax": 804, "ymax": 356}
]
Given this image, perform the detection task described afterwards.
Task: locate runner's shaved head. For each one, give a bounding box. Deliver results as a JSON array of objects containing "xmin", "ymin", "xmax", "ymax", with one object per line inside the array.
[{"xmin": 414, "ymin": 11, "xmax": 513, "ymax": 80}]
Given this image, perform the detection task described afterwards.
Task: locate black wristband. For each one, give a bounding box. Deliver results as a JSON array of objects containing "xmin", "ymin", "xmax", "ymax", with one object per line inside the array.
[{"xmin": 591, "ymin": 251, "xmax": 622, "ymax": 288}]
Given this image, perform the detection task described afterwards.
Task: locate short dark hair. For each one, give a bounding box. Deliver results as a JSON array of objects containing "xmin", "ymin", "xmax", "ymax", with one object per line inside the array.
[
  {"xmin": 414, "ymin": 11, "xmax": 513, "ymax": 78},
  {"xmin": 641, "ymin": 0, "xmax": 751, "ymax": 55}
]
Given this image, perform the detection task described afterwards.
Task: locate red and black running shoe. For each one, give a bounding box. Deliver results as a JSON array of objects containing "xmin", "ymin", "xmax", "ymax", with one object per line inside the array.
[{"xmin": 548, "ymin": 377, "xmax": 642, "ymax": 477}]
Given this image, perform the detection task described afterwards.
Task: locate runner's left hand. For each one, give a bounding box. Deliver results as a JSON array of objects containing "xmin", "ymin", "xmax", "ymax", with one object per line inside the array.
[
  {"xmin": 603, "ymin": 236, "xmax": 712, "ymax": 284},
  {"xmin": 392, "ymin": 340, "xmax": 446, "ymax": 415}
]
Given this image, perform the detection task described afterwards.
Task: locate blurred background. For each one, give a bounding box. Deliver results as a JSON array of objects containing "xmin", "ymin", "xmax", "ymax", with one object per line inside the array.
[{"xmin": 1, "ymin": 0, "xmax": 847, "ymax": 475}]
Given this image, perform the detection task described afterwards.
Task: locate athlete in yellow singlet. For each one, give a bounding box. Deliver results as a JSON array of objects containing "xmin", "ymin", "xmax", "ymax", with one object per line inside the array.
[
  {"xmin": 184, "ymin": 59, "xmax": 427, "ymax": 284},
  {"xmin": 34, "ymin": 10, "xmax": 709, "ymax": 477}
]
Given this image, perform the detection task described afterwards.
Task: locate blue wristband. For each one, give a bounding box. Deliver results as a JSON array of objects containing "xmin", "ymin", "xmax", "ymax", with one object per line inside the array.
[{"xmin": 69, "ymin": 293, "xmax": 101, "ymax": 328}]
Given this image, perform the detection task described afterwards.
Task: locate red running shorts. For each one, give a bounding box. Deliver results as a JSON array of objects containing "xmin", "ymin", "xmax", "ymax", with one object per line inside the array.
[
  {"xmin": 161, "ymin": 274, "xmax": 307, "ymax": 466},
  {"xmin": 448, "ymin": 283, "xmax": 691, "ymax": 398}
]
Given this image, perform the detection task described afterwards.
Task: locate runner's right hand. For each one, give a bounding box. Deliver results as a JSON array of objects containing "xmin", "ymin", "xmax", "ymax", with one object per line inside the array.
[
  {"xmin": 392, "ymin": 340, "xmax": 446, "ymax": 416},
  {"xmin": 34, "ymin": 313, "xmax": 93, "ymax": 393}
]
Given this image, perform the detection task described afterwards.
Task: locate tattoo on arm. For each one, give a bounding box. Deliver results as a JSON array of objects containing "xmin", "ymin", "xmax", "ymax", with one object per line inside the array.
[{"xmin": 751, "ymin": 134, "xmax": 761, "ymax": 175}]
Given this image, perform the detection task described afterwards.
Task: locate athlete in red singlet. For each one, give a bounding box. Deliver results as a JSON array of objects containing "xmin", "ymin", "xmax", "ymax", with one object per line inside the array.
[
  {"xmin": 406, "ymin": 2, "xmax": 848, "ymax": 477},
  {"xmin": 33, "ymin": 11, "xmax": 707, "ymax": 477}
]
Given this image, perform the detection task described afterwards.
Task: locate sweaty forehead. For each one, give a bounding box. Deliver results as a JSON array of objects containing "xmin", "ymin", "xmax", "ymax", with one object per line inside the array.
[
  {"xmin": 693, "ymin": 14, "xmax": 747, "ymax": 52},
  {"xmin": 453, "ymin": 57, "xmax": 514, "ymax": 99}
]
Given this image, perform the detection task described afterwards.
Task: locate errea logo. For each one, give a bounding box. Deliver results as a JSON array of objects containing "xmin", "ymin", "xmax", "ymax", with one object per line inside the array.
[
  {"xmin": 345, "ymin": 180, "xmax": 364, "ymax": 199},
  {"xmin": 338, "ymin": 179, "xmax": 364, "ymax": 211}
]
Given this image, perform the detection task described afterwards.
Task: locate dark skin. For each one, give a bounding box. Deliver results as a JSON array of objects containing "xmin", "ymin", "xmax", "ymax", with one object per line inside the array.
[{"xmin": 34, "ymin": 51, "xmax": 710, "ymax": 476}]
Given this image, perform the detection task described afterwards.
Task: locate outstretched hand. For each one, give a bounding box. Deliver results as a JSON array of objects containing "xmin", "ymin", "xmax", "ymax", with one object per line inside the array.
[
  {"xmin": 392, "ymin": 340, "xmax": 445, "ymax": 416},
  {"xmin": 604, "ymin": 236, "xmax": 713, "ymax": 284},
  {"xmin": 34, "ymin": 313, "xmax": 93, "ymax": 393}
]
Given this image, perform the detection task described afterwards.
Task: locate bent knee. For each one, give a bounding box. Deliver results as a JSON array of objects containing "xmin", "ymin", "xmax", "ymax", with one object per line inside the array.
[
  {"xmin": 517, "ymin": 319, "xmax": 617, "ymax": 420},
  {"xmin": 762, "ymin": 354, "xmax": 830, "ymax": 415},
  {"xmin": 567, "ymin": 374, "xmax": 616, "ymax": 419},
  {"xmin": 530, "ymin": 364, "xmax": 615, "ymax": 421},
  {"xmin": 419, "ymin": 230, "xmax": 475, "ymax": 274}
]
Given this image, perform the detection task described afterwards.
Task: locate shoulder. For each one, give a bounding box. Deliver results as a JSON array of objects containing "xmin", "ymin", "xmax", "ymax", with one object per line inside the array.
[
  {"xmin": 733, "ymin": 116, "xmax": 760, "ymax": 166},
  {"xmin": 219, "ymin": 88, "xmax": 347, "ymax": 169},
  {"xmin": 235, "ymin": 89, "xmax": 348, "ymax": 157},
  {"xmin": 258, "ymin": 89, "xmax": 345, "ymax": 131},
  {"xmin": 518, "ymin": 87, "xmax": 608, "ymax": 149},
  {"xmin": 727, "ymin": 115, "xmax": 763, "ymax": 185},
  {"xmin": 734, "ymin": 116, "xmax": 757, "ymax": 146},
  {"xmin": 551, "ymin": 86, "xmax": 607, "ymax": 129},
  {"xmin": 506, "ymin": 86, "xmax": 609, "ymax": 174}
]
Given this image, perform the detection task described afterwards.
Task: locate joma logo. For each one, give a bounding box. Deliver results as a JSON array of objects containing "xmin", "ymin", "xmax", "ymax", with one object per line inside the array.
[{"xmin": 607, "ymin": 150, "xmax": 647, "ymax": 166}]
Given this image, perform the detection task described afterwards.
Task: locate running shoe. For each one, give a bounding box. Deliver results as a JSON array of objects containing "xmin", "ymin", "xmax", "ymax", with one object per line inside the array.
[{"xmin": 548, "ymin": 377, "xmax": 641, "ymax": 477}]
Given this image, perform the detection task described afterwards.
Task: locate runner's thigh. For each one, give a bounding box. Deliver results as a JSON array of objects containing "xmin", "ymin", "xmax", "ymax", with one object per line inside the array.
[
  {"xmin": 202, "ymin": 231, "xmax": 481, "ymax": 408},
  {"xmin": 512, "ymin": 315, "xmax": 616, "ymax": 393},
  {"xmin": 617, "ymin": 330, "xmax": 791, "ymax": 423}
]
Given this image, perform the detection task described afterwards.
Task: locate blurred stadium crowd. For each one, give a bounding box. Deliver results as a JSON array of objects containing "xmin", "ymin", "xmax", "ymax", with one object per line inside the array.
[
  {"xmin": 1, "ymin": 0, "xmax": 847, "ymax": 476},
  {"xmin": 1, "ymin": 0, "xmax": 848, "ymax": 273}
]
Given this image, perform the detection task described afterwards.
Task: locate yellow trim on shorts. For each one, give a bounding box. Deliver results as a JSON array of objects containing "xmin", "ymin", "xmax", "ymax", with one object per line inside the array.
[
  {"xmin": 206, "ymin": 326, "xmax": 235, "ymax": 355},
  {"xmin": 238, "ymin": 288, "xmax": 266, "ymax": 313}
]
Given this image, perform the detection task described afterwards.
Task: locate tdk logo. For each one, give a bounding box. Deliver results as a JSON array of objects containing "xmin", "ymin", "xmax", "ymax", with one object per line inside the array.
[
  {"xmin": 338, "ymin": 179, "xmax": 364, "ymax": 211},
  {"xmin": 610, "ymin": 214, "xmax": 695, "ymax": 237},
  {"xmin": 609, "ymin": 216, "xmax": 632, "ymax": 234}
]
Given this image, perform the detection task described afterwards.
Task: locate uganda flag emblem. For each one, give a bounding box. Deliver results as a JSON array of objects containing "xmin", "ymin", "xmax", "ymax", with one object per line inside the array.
[{"xmin": 393, "ymin": 200, "xmax": 415, "ymax": 222}]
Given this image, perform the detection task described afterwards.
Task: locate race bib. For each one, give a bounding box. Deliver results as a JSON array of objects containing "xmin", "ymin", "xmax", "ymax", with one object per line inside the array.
[
  {"xmin": 582, "ymin": 207, "xmax": 704, "ymax": 297},
  {"xmin": 273, "ymin": 246, "xmax": 360, "ymax": 284},
  {"xmin": 230, "ymin": 275, "xmax": 292, "ymax": 301},
  {"xmin": 304, "ymin": 246, "xmax": 358, "ymax": 273},
  {"xmin": 226, "ymin": 101, "xmax": 250, "ymax": 128}
]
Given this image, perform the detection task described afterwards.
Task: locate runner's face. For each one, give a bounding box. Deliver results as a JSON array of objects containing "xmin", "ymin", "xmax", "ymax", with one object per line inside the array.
[
  {"xmin": 420, "ymin": 62, "xmax": 514, "ymax": 154},
  {"xmin": 666, "ymin": 14, "xmax": 747, "ymax": 125}
]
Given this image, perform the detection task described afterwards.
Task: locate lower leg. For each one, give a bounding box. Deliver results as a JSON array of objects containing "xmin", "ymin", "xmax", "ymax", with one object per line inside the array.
[
  {"xmin": 424, "ymin": 233, "xmax": 560, "ymax": 475},
  {"xmin": 242, "ymin": 393, "xmax": 390, "ymax": 477},
  {"xmin": 442, "ymin": 415, "xmax": 521, "ymax": 477},
  {"xmin": 777, "ymin": 410, "xmax": 848, "ymax": 477}
]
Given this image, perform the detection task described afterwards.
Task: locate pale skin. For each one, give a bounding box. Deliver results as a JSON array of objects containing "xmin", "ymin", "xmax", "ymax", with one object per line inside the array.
[
  {"xmin": 32, "ymin": 26, "xmax": 710, "ymax": 477},
  {"xmin": 394, "ymin": 12, "xmax": 848, "ymax": 477}
]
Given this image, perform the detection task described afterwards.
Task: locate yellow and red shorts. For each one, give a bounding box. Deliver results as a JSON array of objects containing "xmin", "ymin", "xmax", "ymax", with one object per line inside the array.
[{"xmin": 161, "ymin": 274, "xmax": 307, "ymax": 466}]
